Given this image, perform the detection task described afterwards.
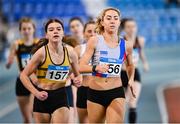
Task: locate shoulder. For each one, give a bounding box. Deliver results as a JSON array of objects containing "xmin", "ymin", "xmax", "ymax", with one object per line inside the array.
[
  {"xmin": 65, "ymin": 44, "xmax": 78, "ymax": 62},
  {"xmin": 11, "ymin": 39, "xmax": 22, "ymax": 51},
  {"xmin": 137, "ymin": 36, "xmax": 145, "ymax": 47},
  {"xmin": 74, "ymin": 45, "xmax": 81, "ymax": 55},
  {"xmin": 65, "ymin": 44, "xmax": 76, "ymax": 58},
  {"xmin": 65, "ymin": 44, "xmax": 74, "ymax": 53},
  {"xmin": 33, "ymin": 45, "xmax": 45, "ymax": 59},
  {"xmin": 87, "ymin": 35, "xmax": 99, "ymax": 48},
  {"xmin": 34, "ymin": 38, "xmax": 40, "ymax": 44},
  {"xmin": 125, "ymin": 40, "xmax": 133, "ymax": 55},
  {"xmin": 16, "ymin": 39, "xmax": 23, "ymax": 44},
  {"xmin": 14, "ymin": 39, "xmax": 23, "ymax": 46}
]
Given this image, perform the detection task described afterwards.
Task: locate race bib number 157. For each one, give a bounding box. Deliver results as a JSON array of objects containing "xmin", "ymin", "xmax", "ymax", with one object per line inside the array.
[{"xmin": 46, "ymin": 65, "xmax": 69, "ymax": 81}]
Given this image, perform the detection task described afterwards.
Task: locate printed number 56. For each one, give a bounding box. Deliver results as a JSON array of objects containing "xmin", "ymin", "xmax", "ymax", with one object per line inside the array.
[{"xmin": 108, "ymin": 64, "xmax": 120, "ymax": 74}]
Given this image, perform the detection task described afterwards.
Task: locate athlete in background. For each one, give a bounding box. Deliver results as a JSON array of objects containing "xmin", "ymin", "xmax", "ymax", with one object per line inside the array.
[{"xmin": 121, "ymin": 18, "xmax": 149, "ymax": 123}]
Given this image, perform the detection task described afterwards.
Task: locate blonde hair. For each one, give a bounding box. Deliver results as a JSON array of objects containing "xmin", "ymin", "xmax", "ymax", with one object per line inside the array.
[
  {"xmin": 19, "ymin": 17, "xmax": 36, "ymax": 31},
  {"xmin": 95, "ymin": 7, "xmax": 121, "ymax": 35}
]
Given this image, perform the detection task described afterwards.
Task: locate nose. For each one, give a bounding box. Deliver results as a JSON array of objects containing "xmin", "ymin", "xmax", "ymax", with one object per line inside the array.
[
  {"xmin": 110, "ymin": 20, "xmax": 115, "ymax": 24},
  {"xmin": 53, "ymin": 29, "xmax": 58, "ymax": 34},
  {"xmin": 91, "ymin": 31, "xmax": 96, "ymax": 36},
  {"xmin": 24, "ymin": 29, "xmax": 29, "ymax": 34}
]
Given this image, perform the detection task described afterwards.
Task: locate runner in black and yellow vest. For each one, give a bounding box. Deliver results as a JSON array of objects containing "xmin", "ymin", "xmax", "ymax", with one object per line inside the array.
[
  {"xmin": 20, "ymin": 19, "xmax": 82, "ymax": 123},
  {"xmin": 6, "ymin": 17, "xmax": 38, "ymax": 123}
]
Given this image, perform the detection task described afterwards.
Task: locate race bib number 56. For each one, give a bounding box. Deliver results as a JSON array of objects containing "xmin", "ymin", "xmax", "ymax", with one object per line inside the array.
[
  {"xmin": 46, "ymin": 65, "xmax": 69, "ymax": 81},
  {"xmin": 99, "ymin": 57, "xmax": 122, "ymax": 77}
]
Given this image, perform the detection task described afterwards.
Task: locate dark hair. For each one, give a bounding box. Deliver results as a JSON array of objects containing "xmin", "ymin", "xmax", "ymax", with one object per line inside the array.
[
  {"xmin": 120, "ymin": 18, "xmax": 135, "ymax": 30},
  {"xmin": 83, "ymin": 20, "xmax": 95, "ymax": 33},
  {"xmin": 44, "ymin": 18, "xmax": 64, "ymax": 33},
  {"xmin": 62, "ymin": 35, "xmax": 80, "ymax": 48},
  {"xmin": 31, "ymin": 38, "xmax": 49, "ymax": 54},
  {"xmin": 31, "ymin": 19, "xmax": 64, "ymax": 54},
  {"xmin": 69, "ymin": 17, "xmax": 84, "ymax": 27},
  {"xmin": 19, "ymin": 17, "xmax": 36, "ymax": 31}
]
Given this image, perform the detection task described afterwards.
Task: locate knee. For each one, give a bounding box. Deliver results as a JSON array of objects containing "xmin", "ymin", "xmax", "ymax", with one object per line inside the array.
[
  {"xmin": 23, "ymin": 118, "xmax": 31, "ymax": 123},
  {"xmin": 128, "ymin": 97, "xmax": 138, "ymax": 108}
]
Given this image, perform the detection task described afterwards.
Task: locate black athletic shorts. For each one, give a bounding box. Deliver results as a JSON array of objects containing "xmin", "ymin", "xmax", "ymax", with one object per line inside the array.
[
  {"xmin": 16, "ymin": 76, "xmax": 31, "ymax": 96},
  {"xmin": 65, "ymin": 85, "xmax": 74, "ymax": 107},
  {"xmin": 77, "ymin": 86, "xmax": 88, "ymax": 108},
  {"xmin": 33, "ymin": 86, "xmax": 69, "ymax": 114},
  {"xmin": 87, "ymin": 87, "xmax": 125, "ymax": 108},
  {"xmin": 121, "ymin": 68, "xmax": 141, "ymax": 87}
]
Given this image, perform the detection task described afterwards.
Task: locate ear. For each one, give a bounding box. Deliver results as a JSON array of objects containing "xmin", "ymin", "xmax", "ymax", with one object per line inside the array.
[{"xmin": 101, "ymin": 20, "xmax": 104, "ymax": 27}]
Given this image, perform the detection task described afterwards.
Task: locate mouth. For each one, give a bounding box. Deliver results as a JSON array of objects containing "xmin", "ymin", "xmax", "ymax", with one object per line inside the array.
[
  {"xmin": 53, "ymin": 35, "xmax": 60, "ymax": 39},
  {"xmin": 110, "ymin": 25, "xmax": 115, "ymax": 28}
]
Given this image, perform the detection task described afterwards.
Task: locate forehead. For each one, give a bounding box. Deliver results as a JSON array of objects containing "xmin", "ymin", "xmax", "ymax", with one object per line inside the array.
[
  {"xmin": 48, "ymin": 22, "xmax": 62, "ymax": 28},
  {"xmin": 125, "ymin": 20, "xmax": 136, "ymax": 26},
  {"xmin": 70, "ymin": 20, "xmax": 82, "ymax": 26},
  {"xmin": 21, "ymin": 22, "xmax": 34, "ymax": 28},
  {"xmin": 86, "ymin": 24, "xmax": 95, "ymax": 30},
  {"xmin": 104, "ymin": 10, "xmax": 119, "ymax": 17}
]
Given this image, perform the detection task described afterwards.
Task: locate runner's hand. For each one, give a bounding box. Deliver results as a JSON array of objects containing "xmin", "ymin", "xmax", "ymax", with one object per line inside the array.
[
  {"xmin": 143, "ymin": 62, "xmax": 149, "ymax": 72},
  {"xmin": 35, "ymin": 91, "xmax": 48, "ymax": 101},
  {"xmin": 5, "ymin": 63, "xmax": 11, "ymax": 69},
  {"xmin": 128, "ymin": 81, "xmax": 136, "ymax": 98},
  {"xmin": 73, "ymin": 74, "xmax": 82, "ymax": 87},
  {"xmin": 96, "ymin": 64, "xmax": 109, "ymax": 73}
]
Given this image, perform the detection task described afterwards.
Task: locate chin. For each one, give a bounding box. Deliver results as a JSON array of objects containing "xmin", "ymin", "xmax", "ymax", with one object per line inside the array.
[
  {"xmin": 108, "ymin": 30, "xmax": 115, "ymax": 34},
  {"xmin": 51, "ymin": 40, "xmax": 59, "ymax": 43}
]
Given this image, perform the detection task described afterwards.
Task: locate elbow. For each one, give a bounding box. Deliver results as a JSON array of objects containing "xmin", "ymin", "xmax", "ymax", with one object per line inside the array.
[
  {"xmin": 19, "ymin": 71, "xmax": 24, "ymax": 82},
  {"xmin": 127, "ymin": 64, "xmax": 135, "ymax": 71},
  {"xmin": 79, "ymin": 65, "xmax": 83, "ymax": 73},
  {"xmin": 20, "ymin": 71, "xmax": 27, "ymax": 84}
]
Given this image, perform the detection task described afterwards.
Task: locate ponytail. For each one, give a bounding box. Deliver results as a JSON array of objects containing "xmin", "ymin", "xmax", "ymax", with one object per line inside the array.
[{"xmin": 31, "ymin": 38, "xmax": 49, "ymax": 54}]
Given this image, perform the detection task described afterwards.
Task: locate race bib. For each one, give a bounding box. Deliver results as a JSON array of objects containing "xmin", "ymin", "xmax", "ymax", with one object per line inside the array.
[
  {"xmin": 99, "ymin": 57, "xmax": 122, "ymax": 77},
  {"xmin": 45, "ymin": 65, "xmax": 69, "ymax": 81},
  {"xmin": 21, "ymin": 54, "xmax": 31, "ymax": 68}
]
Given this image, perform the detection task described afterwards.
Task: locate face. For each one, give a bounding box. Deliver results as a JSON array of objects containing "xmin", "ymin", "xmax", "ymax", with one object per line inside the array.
[
  {"xmin": 20, "ymin": 22, "xmax": 35, "ymax": 39},
  {"xmin": 124, "ymin": 20, "xmax": 137, "ymax": 36},
  {"xmin": 101, "ymin": 10, "xmax": 120, "ymax": 34},
  {"xmin": 46, "ymin": 22, "xmax": 64, "ymax": 43},
  {"xmin": 84, "ymin": 24, "xmax": 96, "ymax": 41},
  {"xmin": 70, "ymin": 20, "xmax": 84, "ymax": 37}
]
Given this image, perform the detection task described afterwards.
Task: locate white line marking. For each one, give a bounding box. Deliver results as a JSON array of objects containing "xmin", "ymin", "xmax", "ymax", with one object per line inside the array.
[
  {"xmin": 156, "ymin": 80, "xmax": 180, "ymax": 123},
  {"xmin": 0, "ymin": 101, "xmax": 18, "ymax": 118}
]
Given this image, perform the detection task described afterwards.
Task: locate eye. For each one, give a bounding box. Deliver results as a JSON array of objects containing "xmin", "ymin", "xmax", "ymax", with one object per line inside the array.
[
  {"xmin": 87, "ymin": 30, "xmax": 92, "ymax": 33},
  {"xmin": 114, "ymin": 17, "xmax": 119, "ymax": 20},
  {"xmin": 107, "ymin": 17, "xmax": 111, "ymax": 20},
  {"xmin": 48, "ymin": 28, "xmax": 54, "ymax": 31},
  {"xmin": 57, "ymin": 27, "xmax": 61, "ymax": 31},
  {"xmin": 22, "ymin": 28, "xmax": 26, "ymax": 31}
]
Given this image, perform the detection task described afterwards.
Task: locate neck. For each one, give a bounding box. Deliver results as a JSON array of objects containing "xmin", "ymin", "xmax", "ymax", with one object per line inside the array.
[
  {"xmin": 23, "ymin": 37, "xmax": 34, "ymax": 45},
  {"xmin": 103, "ymin": 31, "xmax": 118, "ymax": 43},
  {"xmin": 76, "ymin": 34, "xmax": 84, "ymax": 44},
  {"xmin": 49, "ymin": 41, "xmax": 63, "ymax": 53},
  {"xmin": 125, "ymin": 34, "xmax": 136, "ymax": 41}
]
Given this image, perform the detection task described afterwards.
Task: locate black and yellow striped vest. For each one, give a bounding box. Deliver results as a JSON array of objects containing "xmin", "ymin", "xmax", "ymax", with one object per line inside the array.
[
  {"xmin": 16, "ymin": 38, "xmax": 39, "ymax": 71},
  {"xmin": 36, "ymin": 45, "xmax": 71, "ymax": 84}
]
